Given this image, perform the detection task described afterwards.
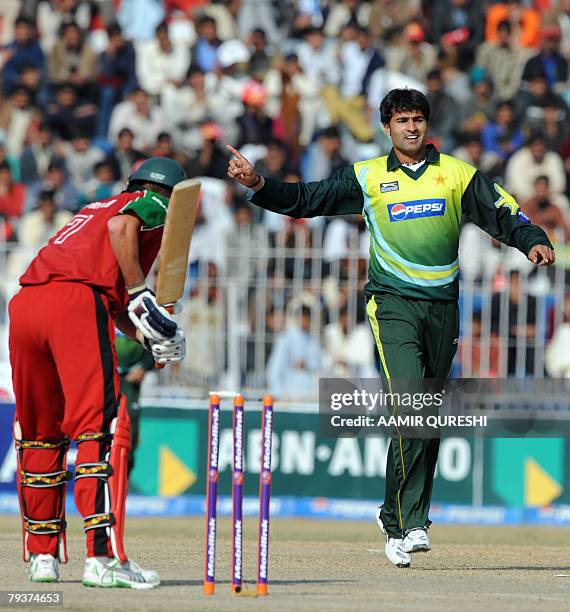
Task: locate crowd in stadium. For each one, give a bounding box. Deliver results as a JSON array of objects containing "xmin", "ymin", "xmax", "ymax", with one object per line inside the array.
[{"xmin": 1, "ymin": 0, "xmax": 570, "ymax": 391}]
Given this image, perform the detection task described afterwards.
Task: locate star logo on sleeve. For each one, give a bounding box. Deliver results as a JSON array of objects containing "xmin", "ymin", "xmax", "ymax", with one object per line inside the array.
[{"xmin": 433, "ymin": 173, "xmax": 447, "ymax": 186}]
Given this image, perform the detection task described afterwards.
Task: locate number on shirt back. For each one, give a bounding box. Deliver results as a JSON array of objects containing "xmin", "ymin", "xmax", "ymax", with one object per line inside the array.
[{"xmin": 54, "ymin": 214, "xmax": 94, "ymax": 244}]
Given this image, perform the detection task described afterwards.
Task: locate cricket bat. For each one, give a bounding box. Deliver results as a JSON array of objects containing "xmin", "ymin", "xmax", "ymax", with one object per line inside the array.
[{"xmin": 155, "ymin": 178, "xmax": 201, "ymax": 366}]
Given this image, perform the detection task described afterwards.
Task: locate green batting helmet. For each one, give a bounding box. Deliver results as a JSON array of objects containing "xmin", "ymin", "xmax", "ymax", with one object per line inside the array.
[{"xmin": 127, "ymin": 157, "xmax": 187, "ymax": 190}]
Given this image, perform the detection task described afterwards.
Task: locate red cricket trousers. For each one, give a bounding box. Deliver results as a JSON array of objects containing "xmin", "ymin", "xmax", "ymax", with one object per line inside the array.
[{"xmin": 9, "ymin": 282, "xmax": 120, "ymax": 558}]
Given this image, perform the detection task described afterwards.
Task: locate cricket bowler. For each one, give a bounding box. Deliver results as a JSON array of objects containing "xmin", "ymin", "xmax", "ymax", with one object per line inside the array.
[
  {"xmin": 9, "ymin": 157, "xmax": 187, "ymax": 587},
  {"xmin": 226, "ymin": 89, "xmax": 554, "ymax": 568}
]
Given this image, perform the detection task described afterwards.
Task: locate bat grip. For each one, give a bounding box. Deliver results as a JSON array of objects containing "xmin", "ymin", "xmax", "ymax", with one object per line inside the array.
[{"xmin": 155, "ymin": 304, "xmax": 175, "ymax": 369}]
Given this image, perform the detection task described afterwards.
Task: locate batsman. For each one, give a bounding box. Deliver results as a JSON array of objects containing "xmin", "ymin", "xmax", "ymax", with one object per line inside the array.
[
  {"xmin": 227, "ymin": 89, "xmax": 555, "ymax": 568},
  {"xmin": 9, "ymin": 157, "xmax": 188, "ymax": 587}
]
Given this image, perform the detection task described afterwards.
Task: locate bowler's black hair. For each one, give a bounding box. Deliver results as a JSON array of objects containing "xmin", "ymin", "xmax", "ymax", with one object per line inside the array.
[{"xmin": 380, "ymin": 89, "xmax": 430, "ymax": 125}]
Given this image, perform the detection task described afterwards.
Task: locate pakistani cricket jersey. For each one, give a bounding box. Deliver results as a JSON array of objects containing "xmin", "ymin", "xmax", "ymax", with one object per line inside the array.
[{"xmin": 250, "ymin": 145, "xmax": 551, "ymax": 301}]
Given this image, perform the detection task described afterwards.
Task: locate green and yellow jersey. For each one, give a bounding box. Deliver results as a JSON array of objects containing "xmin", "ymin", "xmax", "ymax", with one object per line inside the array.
[{"xmin": 250, "ymin": 145, "xmax": 551, "ymax": 301}]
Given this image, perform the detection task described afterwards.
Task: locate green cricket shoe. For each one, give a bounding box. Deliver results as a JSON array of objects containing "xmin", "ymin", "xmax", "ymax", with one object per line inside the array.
[
  {"xmin": 82, "ymin": 557, "xmax": 160, "ymax": 589},
  {"xmin": 29, "ymin": 553, "xmax": 59, "ymax": 582}
]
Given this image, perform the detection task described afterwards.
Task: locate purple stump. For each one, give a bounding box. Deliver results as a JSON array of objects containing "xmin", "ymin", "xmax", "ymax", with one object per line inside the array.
[
  {"xmin": 231, "ymin": 394, "xmax": 245, "ymax": 593},
  {"xmin": 204, "ymin": 395, "xmax": 221, "ymax": 595},
  {"xmin": 257, "ymin": 395, "xmax": 273, "ymax": 596}
]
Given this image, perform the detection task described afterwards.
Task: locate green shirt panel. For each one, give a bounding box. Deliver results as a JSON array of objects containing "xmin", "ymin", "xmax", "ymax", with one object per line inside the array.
[{"xmin": 120, "ymin": 190, "xmax": 169, "ymax": 229}]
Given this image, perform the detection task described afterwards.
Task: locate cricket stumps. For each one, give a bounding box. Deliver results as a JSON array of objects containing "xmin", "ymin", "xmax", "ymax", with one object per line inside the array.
[
  {"xmin": 203, "ymin": 393, "xmax": 274, "ymax": 596},
  {"xmin": 231, "ymin": 394, "xmax": 244, "ymax": 593},
  {"xmin": 204, "ymin": 394, "xmax": 221, "ymax": 595}
]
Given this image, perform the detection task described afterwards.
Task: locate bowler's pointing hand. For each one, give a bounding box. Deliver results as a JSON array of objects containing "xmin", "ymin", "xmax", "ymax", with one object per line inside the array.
[
  {"xmin": 226, "ymin": 145, "xmax": 264, "ymax": 191},
  {"xmin": 528, "ymin": 245, "xmax": 555, "ymax": 266}
]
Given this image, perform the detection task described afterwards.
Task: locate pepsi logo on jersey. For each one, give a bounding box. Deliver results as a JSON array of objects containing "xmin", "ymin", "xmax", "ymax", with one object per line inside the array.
[{"xmin": 388, "ymin": 199, "xmax": 446, "ymax": 222}]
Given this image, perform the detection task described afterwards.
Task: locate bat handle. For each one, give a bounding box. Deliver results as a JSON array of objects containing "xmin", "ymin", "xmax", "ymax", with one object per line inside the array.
[{"xmin": 155, "ymin": 304, "xmax": 175, "ymax": 369}]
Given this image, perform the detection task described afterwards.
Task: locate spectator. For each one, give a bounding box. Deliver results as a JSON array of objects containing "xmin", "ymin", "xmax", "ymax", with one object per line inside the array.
[
  {"xmin": 555, "ymin": 0, "xmax": 570, "ymax": 58},
  {"xmin": 432, "ymin": 0, "xmax": 485, "ymax": 53},
  {"xmin": 0, "ymin": 161, "xmax": 26, "ymax": 241},
  {"xmin": 0, "ymin": 131, "xmax": 20, "ymax": 179},
  {"xmin": 545, "ymin": 294, "xmax": 570, "ymax": 378},
  {"xmin": 515, "ymin": 69, "xmax": 568, "ymax": 136},
  {"xmin": 253, "ymin": 139, "xmax": 290, "ymax": 181},
  {"xmin": 324, "ymin": 304, "xmax": 377, "ymax": 377},
  {"xmin": 558, "ymin": 130, "xmax": 570, "ymax": 194},
  {"xmin": 323, "ymin": 215, "xmax": 369, "ymax": 262},
  {"xmin": 475, "ymin": 19, "xmax": 530, "ymax": 101},
  {"xmin": 425, "ymin": 69, "xmax": 457, "ymax": 150},
  {"xmin": 200, "ymin": 0, "xmax": 241, "ymax": 41},
  {"xmin": 44, "ymin": 82, "xmax": 98, "ymax": 140},
  {"xmin": 505, "ymin": 133, "xmax": 566, "ymax": 200},
  {"xmin": 187, "ymin": 123, "xmax": 229, "ymax": 179},
  {"xmin": 0, "ymin": 86, "xmax": 39, "ymax": 158},
  {"xmin": 367, "ymin": 0, "xmax": 420, "ymax": 43},
  {"xmin": 236, "ymin": 81, "xmax": 273, "ymax": 147},
  {"xmin": 135, "ymin": 21, "xmax": 190, "ymax": 96},
  {"xmin": 48, "ymin": 22, "xmax": 98, "ymax": 101},
  {"xmin": 17, "ymin": 62, "xmax": 47, "ymax": 108},
  {"xmin": 181, "ymin": 261, "xmax": 224, "ymax": 382},
  {"xmin": 321, "ymin": 26, "xmax": 383, "ymax": 143},
  {"xmin": 0, "ymin": 0, "xmax": 22, "ymax": 46},
  {"xmin": 208, "ymin": 39, "xmax": 251, "ymax": 145},
  {"xmin": 484, "ymin": 0, "xmax": 541, "ymax": 49},
  {"xmin": 236, "ymin": 0, "xmax": 281, "ymax": 46},
  {"xmin": 458, "ymin": 73, "xmax": 494, "ymax": 137},
  {"xmin": 247, "ymin": 28, "xmax": 273, "ymax": 78},
  {"xmin": 60, "ymin": 130, "xmax": 105, "ymax": 189},
  {"xmin": 108, "ymin": 87, "xmax": 166, "ymax": 152},
  {"xmin": 522, "ymin": 26, "xmax": 569, "ymax": 94},
  {"xmin": 19, "ymin": 122, "xmax": 65, "ymax": 184},
  {"xmin": 105, "ymin": 127, "xmax": 146, "ymax": 182},
  {"xmin": 481, "ymin": 100, "xmax": 523, "ymax": 161},
  {"xmin": 192, "ymin": 16, "xmax": 220, "ymax": 73},
  {"xmin": 387, "ymin": 23, "xmax": 437, "ymax": 84},
  {"xmin": 77, "ymin": 160, "xmax": 120, "ymax": 206},
  {"xmin": 439, "ymin": 48, "xmax": 472, "ymax": 106},
  {"xmin": 162, "ymin": 67, "xmax": 215, "ymax": 152},
  {"xmin": 37, "ymin": 0, "xmax": 91, "ymax": 53},
  {"xmin": 264, "ymin": 53, "xmax": 321, "ymax": 149},
  {"xmin": 96, "ymin": 23, "xmax": 137, "ymax": 139},
  {"xmin": 7, "ymin": 189, "xmax": 72, "ymax": 277},
  {"xmin": 150, "ymin": 132, "xmax": 176, "ymax": 159},
  {"xmin": 116, "ymin": 0, "xmax": 165, "ymax": 42},
  {"xmin": 541, "ymin": 102, "xmax": 568, "ymax": 153},
  {"xmin": 520, "ymin": 175, "xmax": 570, "ymax": 239},
  {"xmin": 266, "ymin": 305, "xmax": 322, "ymax": 399},
  {"xmin": 25, "ymin": 160, "xmax": 80, "ymax": 213},
  {"xmin": 453, "ymin": 135, "xmax": 503, "ymax": 177},
  {"xmin": 303, "ymin": 127, "xmax": 349, "ymax": 182},
  {"xmin": 459, "ymin": 310, "xmax": 502, "ymax": 377},
  {"xmin": 491, "ymin": 269, "xmax": 537, "ymax": 377},
  {"xmin": 324, "ymin": 0, "xmax": 369, "ymax": 38},
  {"xmin": 459, "ymin": 223, "xmax": 532, "ymax": 281},
  {"xmin": 1, "ymin": 16, "xmax": 45, "ymax": 95},
  {"xmin": 297, "ymin": 26, "xmax": 340, "ymax": 90}
]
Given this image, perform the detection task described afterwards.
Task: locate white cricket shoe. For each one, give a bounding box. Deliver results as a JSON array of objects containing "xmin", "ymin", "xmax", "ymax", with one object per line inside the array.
[
  {"xmin": 403, "ymin": 527, "xmax": 431, "ymax": 553},
  {"xmin": 376, "ymin": 508, "xmax": 411, "ymax": 568},
  {"xmin": 82, "ymin": 557, "xmax": 160, "ymax": 589},
  {"xmin": 29, "ymin": 553, "xmax": 59, "ymax": 583}
]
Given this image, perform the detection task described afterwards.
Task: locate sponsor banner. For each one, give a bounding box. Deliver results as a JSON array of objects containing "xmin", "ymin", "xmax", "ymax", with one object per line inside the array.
[
  {"xmin": 1, "ymin": 492, "xmax": 570, "ymax": 525},
  {"xmin": 130, "ymin": 403, "xmax": 475, "ymax": 504},
  {"xmin": 2, "ymin": 401, "xmax": 569, "ymax": 510}
]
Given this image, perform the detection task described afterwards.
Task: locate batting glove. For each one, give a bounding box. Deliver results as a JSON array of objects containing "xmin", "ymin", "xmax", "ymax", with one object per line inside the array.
[
  {"xmin": 127, "ymin": 286, "xmax": 178, "ymax": 342},
  {"xmin": 150, "ymin": 329, "xmax": 186, "ymax": 364}
]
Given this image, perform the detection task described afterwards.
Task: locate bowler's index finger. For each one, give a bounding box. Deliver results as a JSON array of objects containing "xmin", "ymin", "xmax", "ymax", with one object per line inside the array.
[{"xmin": 226, "ymin": 144, "xmax": 246, "ymax": 161}]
